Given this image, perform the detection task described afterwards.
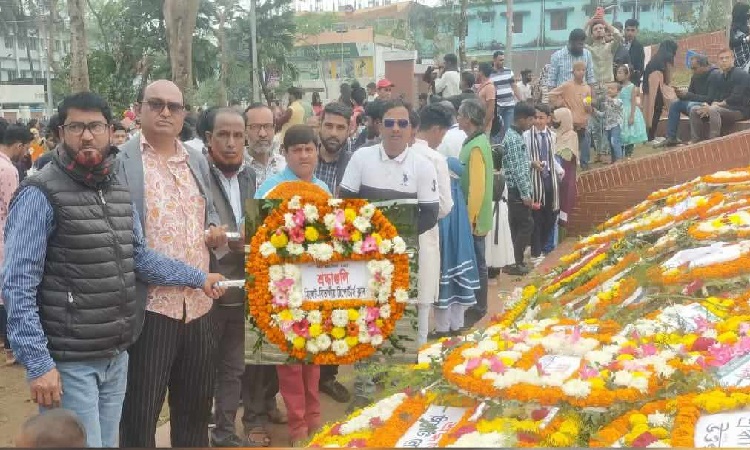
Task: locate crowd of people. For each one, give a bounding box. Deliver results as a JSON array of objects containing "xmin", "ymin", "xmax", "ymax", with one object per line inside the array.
[{"xmin": 4, "ymin": 6, "xmax": 750, "ymax": 449}]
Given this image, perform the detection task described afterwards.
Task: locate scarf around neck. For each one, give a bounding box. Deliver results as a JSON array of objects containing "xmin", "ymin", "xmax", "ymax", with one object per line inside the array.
[{"xmin": 53, "ymin": 144, "xmax": 118, "ymax": 189}]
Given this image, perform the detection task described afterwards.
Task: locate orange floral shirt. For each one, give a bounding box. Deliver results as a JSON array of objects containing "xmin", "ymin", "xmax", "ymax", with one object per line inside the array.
[{"xmin": 141, "ymin": 136, "xmax": 211, "ymax": 322}]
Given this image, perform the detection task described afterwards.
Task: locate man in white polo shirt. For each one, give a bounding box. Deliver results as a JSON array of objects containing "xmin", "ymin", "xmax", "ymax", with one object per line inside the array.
[{"xmin": 338, "ymin": 99, "xmax": 440, "ymax": 412}]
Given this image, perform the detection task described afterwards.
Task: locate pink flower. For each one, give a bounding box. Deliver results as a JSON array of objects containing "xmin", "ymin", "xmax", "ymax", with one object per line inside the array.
[
  {"xmin": 293, "ymin": 209, "xmax": 306, "ymax": 227},
  {"xmin": 579, "ymin": 365, "xmax": 598, "ymax": 380},
  {"xmin": 289, "ymin": 226, "xmax": 305, "ymax": 244},
  {"xmin": 711, "ymin": 345, "xmax": 734, "ymax": 366},
  {"xmin": 366, "ymin": 307, "xmax": 380, "ymax": 321},
  {"xmin": 682, "ymin": 279, "xmax": 704, "ymax": 296},
  {"xmin": 632, "ymin": 432, "xmax": 658, "ymax": 448},
  {"xmin": 330, "ymin": 424, "xmax": 342, "ymax": 436},
  {"xmin": 737, "ymin": 337, "xmax": 750, "ymax": 353},
  {"xmin": 570, "ymin": 326, "xmax": 581, "ymax": 343},
  {"xmin": 489, "ymin": 357, "xmax": 507, "ymax": 374},
  {"xmin": 332, "ymin": 225, "xmax": 350, "ymax": 240},
  {"xmin": 274, "ymin": 278, "xmax": 294, "ymax": 292},
  {"xmin": 466, "ymin": 358, "xmax": 482, "ymax": 372},
  {"xmin": 740, "ymin": 323, "xmax": 750, "ymax": 336},
  {"xmin": 622, "ymin": 360, "xmax": 646, "ymax": 371},
  {"xmin": 369, "ymin": 418, "xmax": 384, "ymax": 428},
  {"xmin": 453, "ymin": 426, "xmax": 476, "ymax": 438},
  {"xmin": 691, "ymin": 337, "xmax": 717, "ymax": 352},
  {"xmin": 272, "ymin": 295, "xmax": 288, "ymax": 307},
  {"xmin": 694, "ymin": 317, "xmax": 711, "ymax": 333},
  {"xmin": 361, "ymin": 236, "xmax": 378, "ymax": 253},
  {"xmin": 536, "ymin": 361, "xmax": 547, "ymax": 376},
  {"xmin": 348, "ymin": 439, "xmax": 367, "ymax": 447},
  {"xmin": 620, "ymin": 346, "xmax": 637, "ymax": 356},
  {"xmin": 639, "ymin": 343, "xmax": 658, "ymax": 357},
  {"xmin": 280, "ymin": 321, "xmax": 293, "ymax": 333},
  {"xmin": 292, "ymin": 319, "xmax": 310, "ymax": 338}
]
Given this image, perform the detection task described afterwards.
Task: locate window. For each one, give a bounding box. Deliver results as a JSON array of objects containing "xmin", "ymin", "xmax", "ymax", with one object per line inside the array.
[
  {"xmin": 674, "ymin": 3, "xmax": 693, "ymax": 21},
  {"xmin": 4, "ymin": 36, "xmax": 14, "ymax": 49},
  {"xmin": 55, "ymin": 40, "xmax": 61, "ymax": 51},
  {"xmin": 479, "ymin": 12, "xmax": 493, "ymax": 23},
  {"xmin": 513, "ymin": 12, "xmax": 523, "ymax": 33},
  {"xmin": 622, "ymin": 5, "xmax": 632, "ymax": 12},
  {"xmin": 640, "ymin": 4, "xmax": 650, "ymax": 12},
  {"xmin": 550, "ymin": 10, "xmax": 567, "ymax": 31}
]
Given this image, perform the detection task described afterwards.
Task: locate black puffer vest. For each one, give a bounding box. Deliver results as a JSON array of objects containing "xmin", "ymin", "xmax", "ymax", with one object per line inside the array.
[{"xmin": 16, "ymin": 160, "xmax": 137, "ymax": 361}]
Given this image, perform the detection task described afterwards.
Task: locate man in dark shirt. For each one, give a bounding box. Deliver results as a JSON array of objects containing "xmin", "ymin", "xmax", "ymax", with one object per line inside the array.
[
  {"xmin": 689, "ymin": 49, "xmax": 750, "ymax": 143},
  {"xmin": 664, "ymin": 55, "xmax": 720, "ymax": 146},
  {"xmin": 623, "ymin": 19, "xmax": 645, "ymax": 86}
]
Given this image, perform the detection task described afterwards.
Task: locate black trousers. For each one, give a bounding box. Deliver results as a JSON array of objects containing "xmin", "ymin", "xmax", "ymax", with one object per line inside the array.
[
  {"xmin": 648, "ymin": 91, "xmax": 664, "ymax": 141},
  {"xmin": 320, "ymin": 365, "xmax": 338, "ymax": 384},
  {"xmin": 120, "ymin": 309, "xmax": 217, "ymax": 448},
  {"xmin": 241, "ymin": 365, "xmax": 279, "ymax": 429},
  {"xmin": 507, "ymin": 187, "xmax": 534, "ymax": 266},
  {"xmin": 212, "ymin": 306, "xmax": 246, "ymax": 441},
  {"xmin": 531, "ymin": 179, "xmax": 557, "ymax": 258}
]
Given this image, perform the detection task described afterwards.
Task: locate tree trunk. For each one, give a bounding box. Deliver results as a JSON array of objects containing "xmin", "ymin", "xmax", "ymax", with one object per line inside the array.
[
  {"xmin": 217, "ymin": 7, "xmax": 229, "ymax": 106},
  {"xmin": 67, "ymin": 0, "xmax": 90, "ymax": 92},
  {"xmin": 506, "ymin": 0, "xmax": 513, "ymax": 68},
  {"xmin": 45, "ymin": 0, "xmax": 62, "ymax": 75},
  {"xmin": 163, "ymin": 0, "xmax": 200, "ymax": 98},
  {"xmin": 458, "ymin": 0, "xmax": 467, "ymax": 69}
]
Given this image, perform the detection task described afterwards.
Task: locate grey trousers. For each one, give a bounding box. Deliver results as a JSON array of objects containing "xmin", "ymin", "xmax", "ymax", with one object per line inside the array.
[{"xmin": 690, "ymin": 105, "xmax": 744, "ymax": 142}]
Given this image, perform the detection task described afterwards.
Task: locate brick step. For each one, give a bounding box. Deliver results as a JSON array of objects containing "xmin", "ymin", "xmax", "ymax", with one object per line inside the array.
[{"xmin": 655, "ymin": 116, "xmax": 750, "ymax": 143}]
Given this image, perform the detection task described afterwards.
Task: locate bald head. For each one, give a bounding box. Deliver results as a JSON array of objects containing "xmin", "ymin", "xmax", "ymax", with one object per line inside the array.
[
  {"xmin": 16, "ymin": 410, "xmax": 87, "ymax": 448},
  {"xmin": 138, "ymin": 79, "xmax": 186, "ymax": 144}
]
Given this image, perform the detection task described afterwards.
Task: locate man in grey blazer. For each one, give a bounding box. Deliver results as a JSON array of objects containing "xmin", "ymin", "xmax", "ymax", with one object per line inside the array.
[{"xmin": 116, "ymin": 80, "xmax": 228, "ymax": 448}]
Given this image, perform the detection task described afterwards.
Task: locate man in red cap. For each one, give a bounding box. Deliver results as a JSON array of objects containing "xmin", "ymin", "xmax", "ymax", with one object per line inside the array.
[{"xmin": 375, "ymin": 79, "xmax": 394, "ymax": 101}]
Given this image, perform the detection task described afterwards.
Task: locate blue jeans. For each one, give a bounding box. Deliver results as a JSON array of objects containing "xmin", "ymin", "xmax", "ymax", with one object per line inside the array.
[
  {"xmin": 607, "ymin": 125, "xmax": 623, "ymax": 162},
  {"xmin": 667, "ymin": 101, "xmax": 701, "ymax": 140},
  {"xmin": 492, "ymin": 106, "xmax": 515, "ymax": 144},
  {"xmin": 576, "ymin": 129, "xmax": 591, "ymax": 167},
  {"xmin": 42, "ymin": 352, "xmax": 129, "ymax": 447}
]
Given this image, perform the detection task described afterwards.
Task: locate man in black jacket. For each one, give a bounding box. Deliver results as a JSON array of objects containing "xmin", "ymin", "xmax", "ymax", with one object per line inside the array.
[
  {"xmin": 690, "ymin": 49, "xmax": 750, "ymax": 143},
  {"xmin": 623, "ymin": 19, "xmax": 645, "ymax": 86},
  {"xmin": 664, "ymin": 55, "xmax": 720, "ymax": 146}
]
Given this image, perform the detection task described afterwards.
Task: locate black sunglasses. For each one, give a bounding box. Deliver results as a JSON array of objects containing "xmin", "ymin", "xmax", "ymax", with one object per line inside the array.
[{"xmin": 383, "ymin": 118, "xmax": 410, "ymax": 129}]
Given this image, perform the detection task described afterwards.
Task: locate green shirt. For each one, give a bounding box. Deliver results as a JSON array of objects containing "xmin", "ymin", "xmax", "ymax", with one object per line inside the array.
[{"xmin": 459, "ymin": 132, "xmax": 494, "ymax": 236}]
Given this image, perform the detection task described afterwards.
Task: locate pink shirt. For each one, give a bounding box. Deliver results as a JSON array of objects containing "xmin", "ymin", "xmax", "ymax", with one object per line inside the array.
[
  {"xmin": 141, "ymin": 136, "xmax": 211, "ymax": 322},
  {"xmin": 0, "ymin": 151, "xmax": 19, "ymax": 305}
]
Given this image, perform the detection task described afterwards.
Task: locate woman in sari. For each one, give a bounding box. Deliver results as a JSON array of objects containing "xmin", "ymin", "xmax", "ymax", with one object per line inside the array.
[
  {"xmin": 432, "ymin": 156, "xmax": 479, "ymax": 338},
  {"xmin": 642, "ymin": 40, "xmax": 678, "ymax": 142}
]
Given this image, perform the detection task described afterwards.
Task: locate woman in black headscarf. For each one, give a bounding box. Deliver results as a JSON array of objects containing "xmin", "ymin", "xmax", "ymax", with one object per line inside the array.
[{"xmin": 642, "ymin": 39, "xmax": 678, "ymax": 141}]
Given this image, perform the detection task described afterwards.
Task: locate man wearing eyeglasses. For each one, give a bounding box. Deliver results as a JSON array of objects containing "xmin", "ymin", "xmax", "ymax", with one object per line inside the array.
[
  {"xmin": 2, "ymin": 92, "xmax": 227, "ymax": 447},
  {"xmin": 245, "ymin": 104, "xmax": 286, "ymax": 189},
  {"xmin": 338, "ymin": 99, "xmax": 440, "ymax": 412},
  {"xmin": 117, "ymin": 80, "xmax": 229, "ymax": 448}
]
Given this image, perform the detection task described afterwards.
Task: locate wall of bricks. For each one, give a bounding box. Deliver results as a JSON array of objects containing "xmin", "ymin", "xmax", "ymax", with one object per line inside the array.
[
  {"xmin": 567, "ymin": 130, "xmax": 750, "ymax": 236},
  {"xmin": 648, "ymin": 30, "xmax": 726, "ymax": 68}
]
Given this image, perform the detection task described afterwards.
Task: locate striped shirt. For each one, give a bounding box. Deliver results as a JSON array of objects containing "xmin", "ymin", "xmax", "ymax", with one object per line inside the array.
[
  {"xmin": 2, "ymin": 186, "xmax": 207, "ymax": 380},
  {"xmin": 490, "ymin": 68, "xmax": 517, "ymax": 107},
  {"xmin": 0, "ymin": 151, "xmax": 19, "ymax": 306},
  {"xmin": 547, "ymin": 46, "xmax": 596, "ymax": 88}
]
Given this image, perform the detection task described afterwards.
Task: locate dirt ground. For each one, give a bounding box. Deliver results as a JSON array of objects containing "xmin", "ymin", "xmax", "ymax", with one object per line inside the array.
[{"xmin": 0, "ymin": 239, "xmax": 576, "ymax": 447}]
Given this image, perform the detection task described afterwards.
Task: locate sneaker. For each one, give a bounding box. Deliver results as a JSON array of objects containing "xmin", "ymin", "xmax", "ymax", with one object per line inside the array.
[
  {"xmin": 320, "ymin": 378, "xmax": 351, "ymax": 403},
  {"xmin": 487, "ymin": 267, "xmax": 502, "ymax": 279},
  {"xmin": 505, "ymin": 263, "xmax": 531, "ymax": 276},
  {"xmin": 211, "ymin": 433, "xmax": 246, "ymax": 447},
  {"xmin": 530, "ymin": 255, "xmax": 545, "ymax": 268}
]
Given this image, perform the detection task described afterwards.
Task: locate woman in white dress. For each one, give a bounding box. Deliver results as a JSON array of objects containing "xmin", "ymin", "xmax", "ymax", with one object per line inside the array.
[{"xmin": 485, "ymin": 185, "xmax": 516, "ymax": 277}]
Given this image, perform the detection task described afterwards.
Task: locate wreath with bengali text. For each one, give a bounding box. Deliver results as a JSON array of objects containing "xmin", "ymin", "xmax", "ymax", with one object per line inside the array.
[{"xmin": 246, "ymin": 181, "xmax": 411, "ymax": 363}]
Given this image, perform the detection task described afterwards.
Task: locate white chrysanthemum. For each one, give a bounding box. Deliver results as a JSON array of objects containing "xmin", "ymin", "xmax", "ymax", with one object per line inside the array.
[
  {"xmin": 284, "ymin": 212, "xmax": 296, "ymax": 229},
  {"xmin": 288, "ymin": 291, "xmax": 303, "ymax": 308},
  {"xmin": 585, "ymin": 350, "xmax": 615, "ymax": 366},
  {"xmin": 630, "ymin": 375, "xmax": 650, "ymax": 393},
  {"xmin": 647, "ymin": 413, "xmax": 670, "ymax": 428},
  {"xmin": 288, "ymin": 196, "xmax": 302, "ymax": 210},
  {"xmin": 268, "ymin": 265, "xmax": 284, "ymax": 281},
  {"xmin": 303, "ymin": 204, "xmax": 319, "ymax": 221},
  {"xmin": 378, "ymin": 290, "xmax": 391, "ymax": 304},
  {"xmin": 352, "ymin": 241, "xmax": 363, "ymax": 254},
  {"xmin": 461, "ymin": 347, "xmax": 483, "ymax": 359},
  {"xmin": 352, "ymin": 216, "xmax": 371, "ymax": 233},
  {"xmin": 379, "ymin": 304, "xmax": 391, "ymax": 318},
  {"xmin": 358, "ymin": 331, "xmax": 371, "ymax": 344},
  {"xmin": 359, "ymin": 204, "xmax": 376, "ymax": 219},
  {"xmin": 646, "ymin": 441, "xmax": 671, "ymax": 448},
  {"xmin": 323, "ymin": 213, "xmax": 338, "ymax": 231},
  {"xmin": 306, "ymin": 340, "xmax": 320, "ymax": 354},
  {"xmin": 331, "ymin": 339, "xmax": 349, "ymax": 356},
  {"xmin": 307, "ymin": 310, "xmax": 322, "ymax": 324},
  {"xmin": 448, "ymin": 431, "xmax": 513, "ymax": 448},
  {"xmin": 392, "ymin": 236, "xmax": 407, "ymax": 254},
  {"xmin": 703, "ymin": 329, "xmax": 718, "ymax": 339},
  {"xmin": 286, "ymin": 242, "xmax": 305, "ymax": 255},
  {"xmin": 562, "ymin": 379, "xmax": 592, "ymax": 397},
  {"xmin": 291, "ymin": 309, "xmax": 305, "ymax": 321},
  {"xmin": 612, "ymin": 370, "xmax": 634, "ymax": 387},
  {"xmin": 331, "ymin": 310, "xmax": 350, "ymax": 328},
  {"xmin": 260, "ymin": 242, "xmax": 277, "ymax": 257},
  {"xmin": 477, "ymin": 339, "xmax": 499, "ymax": 353},
  {"xmin": 452, "ymin": 363, "xmax": 467, "ymax": 375},
  {"xmin": 338, "ymin": 393, "xmax": 406, "ymax": 435},
  {"xmin": 371, "ymin": 334, "xmax": 384, "ymax": 346},
  {"xmin": 394, "ymin": 289, "xmax": 409, "ymax": 303},
  {"xmin": 309, "ymin": 243, "xmax": 334, "ymax": 262},
  {"xmin": 328, "ymin": 198, "xmax": 343, "ymax": 207},
  {"xmin": 378, "ymin": 239, "xmax": 393, "ymax": 254},
  {"xmin": 316, "ymin": 334, "xmax": 332, "ymax": 351},
  {"xmin": 333, "ymin": 241, "xmax": 346, "ymax": 254}
]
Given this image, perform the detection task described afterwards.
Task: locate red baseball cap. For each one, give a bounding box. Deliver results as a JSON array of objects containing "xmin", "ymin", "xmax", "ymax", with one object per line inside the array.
[{"xmin": 376, "ymin": 79, "xmax": 395, "ymax": 89}]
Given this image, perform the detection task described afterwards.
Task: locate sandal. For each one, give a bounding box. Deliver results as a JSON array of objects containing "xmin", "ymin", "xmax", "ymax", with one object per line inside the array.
[{"xmin": 245, "ymin": 427, "xmax": 271, "ymax": 448}]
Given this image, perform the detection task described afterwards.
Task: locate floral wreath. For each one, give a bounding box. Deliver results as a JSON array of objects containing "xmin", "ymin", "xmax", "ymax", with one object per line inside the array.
[
  {"xmin": 246, "ymin": 181, "xmax": 411, "ymax": 363},
  {"xmin": 591, "ymin": 388, "xmax": 750, "ymax": 447}
]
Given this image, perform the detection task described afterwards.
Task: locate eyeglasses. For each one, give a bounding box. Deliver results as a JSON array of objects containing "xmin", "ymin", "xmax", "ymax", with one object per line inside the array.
[
  {"xmin": 383, "ymin": 118, "xmax": 410, "ymax": 129},
  {"xmin": 144, "ymin": 99, "xmax": 185, "ymax": 114},
  {"xmin": 62, "ymin": 122, "xmax": 108, "ymax": 136},
  {"xmin": 247, "ymin": 123, "xmax": 274, "ymax": 133}
]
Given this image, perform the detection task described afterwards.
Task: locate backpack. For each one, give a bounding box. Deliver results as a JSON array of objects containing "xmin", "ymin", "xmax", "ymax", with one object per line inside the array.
[{"xmin": 491, "ymin": 142, "xmax": 506, "ymax": 202}]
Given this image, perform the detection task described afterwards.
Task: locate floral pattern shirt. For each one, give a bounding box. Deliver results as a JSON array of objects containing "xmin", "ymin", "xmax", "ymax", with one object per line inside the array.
[
  {"xmin": 0, "ymin": 151, "xmax": 19, "ymax": 305},
  {"xmin": 247, "ymin": 151, "xmax": 287, "ymax": 189},
  {"xmin": 141, "ymin": 136, "xmax": 211, "ymax": 322}
]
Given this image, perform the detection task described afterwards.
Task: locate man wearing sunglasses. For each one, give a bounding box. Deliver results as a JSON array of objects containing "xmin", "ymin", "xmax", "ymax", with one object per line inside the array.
[
  {"xmin": 118, "ymin": 80, "xmax": 228, "ymax": 448},
  {"xmin": 339, "ymin": 99, "xmax": 440, "ymax": 412},
  {"xmin": 2, "ymin": 92, "xmax": 226, "ymax": 447}
]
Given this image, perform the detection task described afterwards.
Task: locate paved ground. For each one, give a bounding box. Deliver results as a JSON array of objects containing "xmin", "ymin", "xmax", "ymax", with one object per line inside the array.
[{"xmin": 0, "ymin": 241, "xmax": 576, "ymax": 447}]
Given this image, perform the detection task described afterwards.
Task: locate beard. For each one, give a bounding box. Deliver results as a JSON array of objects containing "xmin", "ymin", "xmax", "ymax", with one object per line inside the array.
[
  {"xmin": 213, "ymin": 160, "xmax": 243, "ymax": 174},
  {"xmin": 569, "ymin": 46, "xmax": 584, "ymax": 57},
  {"xmin": 250, "ymin": 140, "xmax": 272, "ymax": 155},
  {"xmin": 322, "ymin": 137, "xmax": 343, "ymax": 154},
  {"xmin": 63, "ymin": 142, "xmax": 108, "ymax": 168}
]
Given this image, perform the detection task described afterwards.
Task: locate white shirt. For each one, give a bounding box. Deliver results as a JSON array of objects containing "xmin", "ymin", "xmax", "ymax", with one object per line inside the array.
[
  {"xmin": 339, "ymin": 144, "xmax": 439, "ymax": 206},
  {"xmin": 215, "ymin": 167, "xmax": 244, "ymax": 225},
  {"xmin": 518, "ymin": 83, "xmax": 532, "ymax": 101},
  {"xmin": 435, "ymin": 70, "xmax": 461, "ymax": 98},
  {"xmin": 437, "ymin": 124, "xmax": 467, "ymax": 159},
  {"xmin": 412, "ymin": 139, "xmax": 453, "ymax": 219},
  {"xmin": 184, "ymin": 137, "xmax": 205, "ymax": 154}
]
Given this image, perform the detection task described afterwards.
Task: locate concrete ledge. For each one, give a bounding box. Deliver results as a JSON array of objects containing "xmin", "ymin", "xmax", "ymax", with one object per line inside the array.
[
  {"xmin": 655, "ymin": 116, "xmax": 750, "ymax": 143},
  {"xmin": 568, "ymin": 129, "xmax": 750, "ymax": 235}
]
